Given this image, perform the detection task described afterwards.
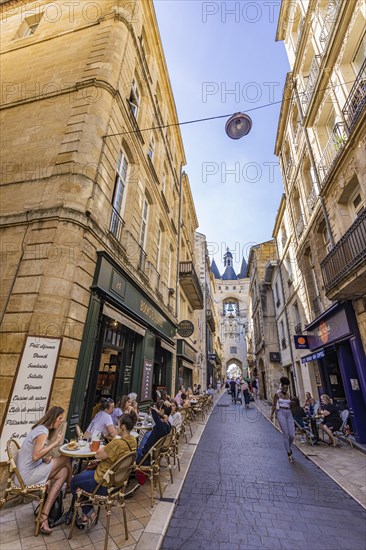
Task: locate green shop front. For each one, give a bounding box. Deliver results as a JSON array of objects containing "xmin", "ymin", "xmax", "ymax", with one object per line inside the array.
[{"xmin": 67, "ymin": 252, "xmax": 176, "ymax": 434}]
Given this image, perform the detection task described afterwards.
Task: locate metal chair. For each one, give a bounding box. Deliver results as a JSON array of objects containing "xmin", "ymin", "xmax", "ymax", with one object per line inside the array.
[
  {"xmin": 333, "ymin": 409, "xmax": 353, "ymax": 447},
  {"xmin": 0, "ymin": 439, "xmax": 48, "ymax": 536},
  {"xmin": 68, "ymin": 451, "xmax": 136, "ymax": 550}
]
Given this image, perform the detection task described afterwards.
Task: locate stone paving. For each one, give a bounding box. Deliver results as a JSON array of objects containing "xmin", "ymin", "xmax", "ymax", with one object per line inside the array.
[
  {"xmin": 1, "ymin": 391, "xmax": 365, "ymax": 550},
  {"xmin": 162, "ymin": 392, "xmax": 366, "ymax": 550}
]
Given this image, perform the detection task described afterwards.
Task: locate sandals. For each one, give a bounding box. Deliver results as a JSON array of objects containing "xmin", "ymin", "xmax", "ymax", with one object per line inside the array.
[
  {"xmin": 39, "ymin": 513, "xmax": 52, "ymax": 535},
  {"xmin": 288, "ymin": 452, "xmax": 294, "ymax": 463},
  {"xmin": 331, "ymin": 438, "xmax": 338, "ymax": 448},
  {"xmin": 79, "ymin": 511, "xmax": 97, "ymax": 531}
]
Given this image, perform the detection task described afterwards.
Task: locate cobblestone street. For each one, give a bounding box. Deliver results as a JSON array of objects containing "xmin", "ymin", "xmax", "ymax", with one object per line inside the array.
[{"xmin": 162, "ymin": 392, "xmax": 366, "ymax": 550}]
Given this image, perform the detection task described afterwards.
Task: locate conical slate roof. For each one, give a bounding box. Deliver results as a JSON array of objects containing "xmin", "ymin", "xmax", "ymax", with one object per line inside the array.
[
  {"xmin": 238, "ymin": 257, "xmax": 248, "ymax": 278},
  {"xmin": 210, "ymin": 259, "xmax": 221, "ymax": 279},
  {"xmin": 222, "ymin": 265, "xmax": 238, "ymax": 280}
]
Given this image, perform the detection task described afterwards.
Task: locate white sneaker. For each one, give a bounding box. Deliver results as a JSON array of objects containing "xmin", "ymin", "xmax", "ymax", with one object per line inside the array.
[{"xmin": 300, "ymin": 436, "xmax": 306, "ymax": 443}]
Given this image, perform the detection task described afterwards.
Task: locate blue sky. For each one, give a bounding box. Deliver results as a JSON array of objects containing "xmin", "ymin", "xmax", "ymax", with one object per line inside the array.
[{"xmin": 154, "ymin": 1, "xmax": 290, "ymax": 272}]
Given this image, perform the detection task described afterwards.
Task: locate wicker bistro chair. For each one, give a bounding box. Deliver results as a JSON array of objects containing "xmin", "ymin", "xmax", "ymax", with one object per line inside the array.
[
  {"xmin": 134, "ymin": 435, "xmax": 167, "ymax": 508},
  {"xmin": 68, "ymin": 451, "xmax": 136, "ymax": 550},
  {"xmin": 157, "ymin": 430, "xmax": 176, "ymax": 484},
  {"xmin": 0, "ymin": 439, "xmax": 48, "ymax": 536},
  {"xmin": 181, "ymin": 407, "xmax": 194, "ymax": 438},
  {"xmin": 170, "ymin": 426, "xmax": 181, "ymax": 472}
]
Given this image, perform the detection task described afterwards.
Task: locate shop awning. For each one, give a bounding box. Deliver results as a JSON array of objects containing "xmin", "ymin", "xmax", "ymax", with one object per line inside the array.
[
  {"xmin": 160, "ymin": 340, "xmax": 175, "ymax": 354},
  {"xmin": 103, "ymin": 303, "xmax": 146, "ymax": 336}
]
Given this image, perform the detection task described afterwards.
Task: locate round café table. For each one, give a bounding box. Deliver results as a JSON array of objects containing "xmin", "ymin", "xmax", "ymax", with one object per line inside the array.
[{"xmin": 59, "ymin": 442, "xmax": 104, "ymax": 524}]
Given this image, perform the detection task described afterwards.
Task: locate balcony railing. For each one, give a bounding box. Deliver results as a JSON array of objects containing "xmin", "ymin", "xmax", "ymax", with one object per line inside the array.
[
  {"xmin": 179, "ymin": 261, "xmax": 204, "ymax": 309},
  {"xmin": 306, "ymin": 187, "xmax": 318, "ymax": 214},
  {"xmin": 321, "ymin": 208, "xmax": 366, "ymax": 294},
  {"xmin": 342, "ymin": 59, "xmax": 366, "ymax": 133},
  {"xmin": 301, "ymin": 55, "xmax": 321, "ymax": 112},
  {"xmin": 295, "ymin": 323, "xmax": 302, "ymax": 335},
  {"xmin": 296, "ymin": 214, "xmax": 305, "ymax": 239},
  {"xmin": 281, "ymin": 337, "xmax": 287, "ymax": 350},
  {"xmin": 319, "ymin": 0, "xmax": 342, "ymax": 52},
  {"xmin": 109, "ymin": 208, "xmax": 124, "ymax": 241},
  {"xmin": 285, "ymin": 154, "xmax": 294, "ymax": 182},
  {"xmin": 317, "ymin": 122, "xmax": 347, "ymax": 186}
]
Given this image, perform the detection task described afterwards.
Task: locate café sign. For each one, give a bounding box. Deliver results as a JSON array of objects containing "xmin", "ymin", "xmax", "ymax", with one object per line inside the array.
[
  {"xmin": 177, "ymin": 320, "xmax": 194, "ymax": 338},
  {"xmin": 0, "ymin": 336, "xmax": 61, "ymax": 463}
]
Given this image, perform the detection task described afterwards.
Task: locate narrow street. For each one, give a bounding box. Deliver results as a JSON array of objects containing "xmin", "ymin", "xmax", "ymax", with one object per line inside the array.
[{"xmin": 162, "ymin": 393, "xmax": 366, "ymax": 550}]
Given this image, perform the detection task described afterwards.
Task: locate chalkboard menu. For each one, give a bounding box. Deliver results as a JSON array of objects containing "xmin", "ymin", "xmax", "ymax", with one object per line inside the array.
[
  {"xmin": 141, "ymin": 359, "xmax": 153, "ymax": 401},
  {"xmin": 0, "ymin": 336, "xmax": 61, "ymax": 462}
]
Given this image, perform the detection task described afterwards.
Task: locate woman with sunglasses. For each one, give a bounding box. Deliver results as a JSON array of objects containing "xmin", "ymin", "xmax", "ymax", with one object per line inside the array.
[{"xmin": 84, "ymin": 398, "xmax": 116, "ymax": 439}]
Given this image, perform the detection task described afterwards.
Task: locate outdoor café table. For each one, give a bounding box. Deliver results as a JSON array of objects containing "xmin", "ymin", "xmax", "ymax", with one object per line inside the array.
[{"xmin": 59, "ymin": 442, "xmax": 103, "ymax": 524}]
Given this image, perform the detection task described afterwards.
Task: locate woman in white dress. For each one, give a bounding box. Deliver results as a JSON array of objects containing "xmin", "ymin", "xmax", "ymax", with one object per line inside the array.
[
  {"xmin": 16, "ymin": 406, "xmax": 72, "ymax": 535},
  {"xmin": 84, "ymin": 398, "xmax": 116, "ymax": 439}
]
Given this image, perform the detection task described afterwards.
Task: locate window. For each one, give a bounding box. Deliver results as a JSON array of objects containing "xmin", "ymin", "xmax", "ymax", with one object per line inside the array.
[
  {"xmin": 129, "ymin": 79, "xmax": 140, "ymax": 119},
  {"xmin": 225, "ymin": 286, "xmax": 229, "ymax": 290},
  {"xmin": 230, "ymin": 347, "xmax": 237, "ymax": 354},
  {"xmin": 156, "ymin": 227, "xmax": 162, "ymax": 274},
  {"xmin": 352, "ymin": 33, "xmax": 366, "ymax": 76},
  {"xmin": 140, "ymin": 199, "xmax": 149, "ymax": 250},
  {"xmin": 233, "ymin": 286, "xmax": 236, "ymax": 290},
  {"xmin": 110, "ymin": 152, "xmax": 128, "ymax": 239},
  {"xmin": 280, "ymin": 320, "xmax": 286, "ymax": 349},
  {"xmin": 167, "ymin": 246, "xmax": 173, "ymax": 288},
  {"xmin": 293, "ymin": 302, "xmax": 301, "ymax": 334},
  {"xmin": 275, "ymin": 281, "xmax": 281, "ymax": 307},
  {"xmin": 148, "ymin": 135, "xmax": 155, "ymax": 161}
]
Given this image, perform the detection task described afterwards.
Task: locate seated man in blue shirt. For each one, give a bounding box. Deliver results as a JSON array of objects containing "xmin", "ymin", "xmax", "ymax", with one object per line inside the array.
[{"xmin": 136, "ymin": 400, "xmax": 171, "ymax": 463}]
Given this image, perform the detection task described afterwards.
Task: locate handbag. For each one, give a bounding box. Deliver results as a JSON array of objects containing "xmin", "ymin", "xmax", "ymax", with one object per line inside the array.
[{"xmin": 34, "ymin": 486, "xmax": 65, "ymax": 528}]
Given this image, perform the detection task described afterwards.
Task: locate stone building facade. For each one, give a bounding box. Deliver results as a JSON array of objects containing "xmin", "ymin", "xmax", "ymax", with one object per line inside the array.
[
  {"xmin": 0, "ymin": 0, "xmax": 201, "ymax": 463},
  {"xmin": 194, "ymin": 232, "xmax": 221, "ymax": 390},
  {"xmin": 275, "ymin": 0, "xmax": 366, "ymax": 442},
  {"xmin": 246, "ymin": 241, "xmax": 281, "ymax": 400}
]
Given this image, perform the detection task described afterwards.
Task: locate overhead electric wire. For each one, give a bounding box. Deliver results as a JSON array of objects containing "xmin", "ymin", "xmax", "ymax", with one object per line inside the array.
[{"xmin": 103, "ymin": 78, "xmax": 357, "ymax": 139}]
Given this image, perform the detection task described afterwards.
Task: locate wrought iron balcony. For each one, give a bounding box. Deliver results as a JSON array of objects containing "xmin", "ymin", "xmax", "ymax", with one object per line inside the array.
[
  {"xmin": 109, "ymin": 207, "xmax": 124, "ymax": 241},
  {"xmin": 281, "ymin": 337, "xmax": 287, "ymax": 350},
  {"xmin": 342, "ymin": 59, "xmax": 366, "ymax": 133},
  {"xmin": 319, "ymin": 0, "xmax": 342, "ymax": 52},
  {"xmin": 306, "ymin": 187, "xmax": 318, "ymax": 214},
  {"xmin": 295, "ymin": 323, "xmax": 302, "ymax": 335},
  {"xmin": 296, "ymin": 214, "xmax": 305, "ymax": 239},
  {"xmin": 321, "ymin": 208, "xmax": 366, "ymax": 296},
  {"xmin": 301, "ymin": 55, "xmax": 321, "ymax": 112},
  {"xmin": 317, "ymin": 122, "xmax": 347, "ymax": 187},
  {"xmin": 179, "ymin": 261, "xmax": 204, "ymax": 309},
  {"xmin": 285, "ymin": 155, "xmax": 294, "ymax": 182}
]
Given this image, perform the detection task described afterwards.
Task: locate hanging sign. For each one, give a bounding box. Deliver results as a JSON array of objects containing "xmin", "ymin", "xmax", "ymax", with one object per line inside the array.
[
  {"xmin": 294, "ymin": 335, "xmax": 309, "ymax": 349},
  {"xmin": 0, "ymin": 336, "xmax": 61, "ymax": 463},
  {"xmin": 177, "ymin": 320, "xmax": 194, "ymax": 338}
]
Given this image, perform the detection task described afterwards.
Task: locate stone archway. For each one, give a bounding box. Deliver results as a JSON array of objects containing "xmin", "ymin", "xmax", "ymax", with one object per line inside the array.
[{"xmin": 226, "ymin": 358, "xmax": 243, "ymax": 380}]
